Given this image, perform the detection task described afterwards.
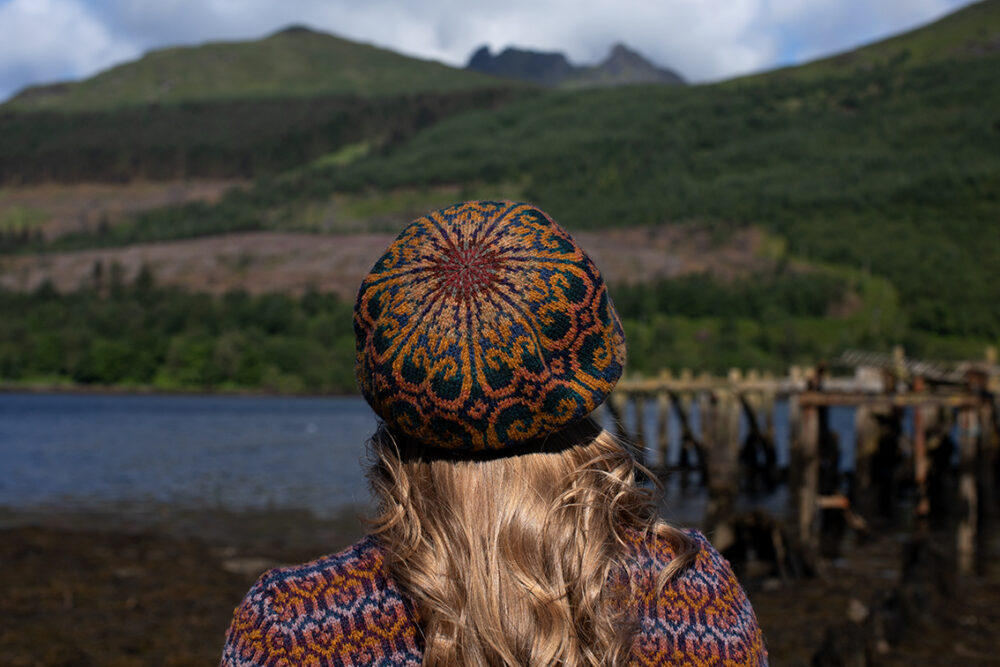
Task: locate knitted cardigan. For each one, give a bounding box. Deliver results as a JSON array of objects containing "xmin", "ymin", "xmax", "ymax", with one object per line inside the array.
[{"xmin": 221, "ymin": 530, "xmax": 767, "ymax": 666}]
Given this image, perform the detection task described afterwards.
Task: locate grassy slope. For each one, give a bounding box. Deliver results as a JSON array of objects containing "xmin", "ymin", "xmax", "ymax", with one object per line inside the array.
[
  {"xmin": 735, "ymin": 0, "xmax": 1000, "ymax": 83},
  {"xmin": 0, "ymin": 88, "xmax": 529, "ymax": 184},
  {"xmin": 4, "ymin": 27, "xmax": 507, "ymax": 111}
]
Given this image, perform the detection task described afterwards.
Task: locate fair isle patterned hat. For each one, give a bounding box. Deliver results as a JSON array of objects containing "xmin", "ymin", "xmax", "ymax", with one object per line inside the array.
[{"xmin": 354, "ymin": 201, "xmax": 626, "ymax": 451}]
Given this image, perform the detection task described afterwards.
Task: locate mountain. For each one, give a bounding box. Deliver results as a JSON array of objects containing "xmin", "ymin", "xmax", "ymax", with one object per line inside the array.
[
  {"xmin": 466, "ymin": 43, "xmax": 685, "ymax": 88},
  {"xmin": 467, "ymin": 46, "xmax": 575, "ymax": 87},
  {"xmin": 566, "ymin": 44, "xmax": 686, "ymax": 87},
  {"xmin": 4, "ymin": 26, "xmax": 507, "ymax": 111}
]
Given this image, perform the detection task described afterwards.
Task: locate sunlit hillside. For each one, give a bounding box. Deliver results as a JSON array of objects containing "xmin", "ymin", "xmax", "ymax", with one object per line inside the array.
[{"xmin": 4, "ymin": 26, "xmax": 509, "ymax": 111}]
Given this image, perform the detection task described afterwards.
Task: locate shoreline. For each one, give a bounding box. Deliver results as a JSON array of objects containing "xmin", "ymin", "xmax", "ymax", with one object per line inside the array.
[
  {"xmin": 0, "ymin": 381, "xmax": 360, "ymax": 399},
  {"xmin": 2, "ymin": 505, "xmax": 998, "ymax": 665},
  {"xmin": 0, "ymin": 504, "xmax": 370, "ymax": 556}
]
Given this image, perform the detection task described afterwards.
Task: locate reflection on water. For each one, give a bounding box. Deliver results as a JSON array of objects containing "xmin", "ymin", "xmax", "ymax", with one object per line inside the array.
[
  {"xmin": 604, "ymin": 397, "xmax": 864, "ymax": 469},
  {"xmin": 2, "ymin": 392, "xmax": 872, "ymax": 520}
]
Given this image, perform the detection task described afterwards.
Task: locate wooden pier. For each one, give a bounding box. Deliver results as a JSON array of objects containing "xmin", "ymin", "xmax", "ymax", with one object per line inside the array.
[{"xmin": 609, "ymin": 347, "xmax": 1000, "ymax": 575}]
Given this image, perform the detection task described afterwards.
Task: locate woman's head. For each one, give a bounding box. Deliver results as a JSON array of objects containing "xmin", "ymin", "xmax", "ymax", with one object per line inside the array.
[{"xmin": 353, "ymin": 201, "xmax": 625, "ymax": 451}]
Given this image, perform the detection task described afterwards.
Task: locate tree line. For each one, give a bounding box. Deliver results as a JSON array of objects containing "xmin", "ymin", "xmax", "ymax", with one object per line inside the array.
[{"xmin": 2, "ymin": 265, "xmax": 984, "ymax": 392}]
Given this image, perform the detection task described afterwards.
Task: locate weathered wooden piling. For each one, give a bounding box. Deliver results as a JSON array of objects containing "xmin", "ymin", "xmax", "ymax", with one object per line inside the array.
[
  {"xmin": 669, "ymin": 388, "xmax": 705, "ymax": 486},
  {"xmin": 786, "ymin": 366, "xmax": 803, "ymax": 513},
  {"xmin": 655, "ymin": 390, "xmax": 671, "ymax": 472},
  {"xmin": 610, "ymin": 351, "xmax": 998, "ymax": 575},
  {"xmin": 607, "ymin": 390, "xmax": 628, "ymax": 442},
  {"xmin": 796, "ymin": 401, "xmax": 821, "ymax": 551},
  {"xmin": 632, "ymin": 393, "xmax": 647, "ymax": 466},
  {"xmin": 853, "ymin": 404, "xmax": 879, "ymax": 518},
  {"xmin": 704, "ymin": 373, "xmax": 743, "ymax": 552},
  {"xmin": 697, "ymin": 386, "xmax": 715, "ymax": 487},
  {"xmin": 761, "ymin": 374, "xmax": 778, "ymax": 487},
  {"xmin": 956, "ymin": 406, "xmax": 979, "ymax": 575},
  {"xmin": 911, "ymin": 377, "xmax": 930, "ymax": 523},
  {"xmin": 977, "ymin": 396, "xmax": 996, "ymax": 574},
  {"xmin": 739, "ymin": 382, "xmax": 778, "ymax": 493}
]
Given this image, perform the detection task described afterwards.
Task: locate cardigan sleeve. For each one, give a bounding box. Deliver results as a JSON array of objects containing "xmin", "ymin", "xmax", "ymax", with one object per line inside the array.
[
  {"xmin": 220, "ymin": 571, "xmax": 295, "ymax": 667},
  {"xmin": 632, "ymin": 530, "xmax": 768, "ymax": 666}
]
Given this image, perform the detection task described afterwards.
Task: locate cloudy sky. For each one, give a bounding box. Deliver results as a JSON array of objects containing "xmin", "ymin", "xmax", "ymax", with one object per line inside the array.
[{"xmin": 0, "ymin": 0, "xmax": 978, "ymax": 102}]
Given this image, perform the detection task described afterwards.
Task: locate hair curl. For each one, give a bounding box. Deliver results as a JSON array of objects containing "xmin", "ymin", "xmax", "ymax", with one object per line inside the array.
[{"xmin": 365, "ymin": 417, "xmax": 697, "ymax": 666}]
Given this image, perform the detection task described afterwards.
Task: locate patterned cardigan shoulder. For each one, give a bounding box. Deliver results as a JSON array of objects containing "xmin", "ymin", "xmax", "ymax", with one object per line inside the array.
[{"xmin": 220, "ymin": 529, "xmax": 768, "ymax": 666}]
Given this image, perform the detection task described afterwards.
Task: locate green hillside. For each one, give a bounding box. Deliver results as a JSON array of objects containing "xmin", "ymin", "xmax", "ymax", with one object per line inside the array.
[
  {"xmin": 1, "ymin": 2, "xmax": 998, "ymax": 390},
  {"xmin": 4, "ymin": 26, "xmax": 508, "ymax": 111},
  {"xmin": 0, "ymin": 88, "xmax": 528, "ymax": 184},
  {"xmin": 130, "ymin": 44, "xmax": 993, "ymax": 339},
  {"xmin": 738, "ymin": 0, "xmax": 1000, "ymax": 82}
]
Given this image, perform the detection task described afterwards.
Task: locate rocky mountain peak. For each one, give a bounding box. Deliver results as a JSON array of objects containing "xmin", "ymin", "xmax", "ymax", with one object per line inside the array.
[{"xmin": 466, "ymin": 41, "xmax": 685, "ymax": 88}]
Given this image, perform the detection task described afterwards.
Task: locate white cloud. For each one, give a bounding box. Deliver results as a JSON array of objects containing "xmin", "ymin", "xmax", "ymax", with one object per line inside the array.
[
  {"xmin": 0, "ymin": 0, "xmax": 980, "ymax": 102},
  {"xmin": 0, "ymin": 0, "xmax": 137, "ymax": 99}
]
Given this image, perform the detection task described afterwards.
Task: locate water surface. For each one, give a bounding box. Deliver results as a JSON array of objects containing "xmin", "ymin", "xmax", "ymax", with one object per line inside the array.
[{"xmin": 1, "ymin": 392, "xmax": 868, "ymax": 520}]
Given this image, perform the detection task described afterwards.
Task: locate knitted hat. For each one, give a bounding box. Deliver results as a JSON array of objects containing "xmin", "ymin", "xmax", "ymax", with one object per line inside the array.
[{"xmin": 354, "ymin": 201, "xmax": 625, "ymax": 451}]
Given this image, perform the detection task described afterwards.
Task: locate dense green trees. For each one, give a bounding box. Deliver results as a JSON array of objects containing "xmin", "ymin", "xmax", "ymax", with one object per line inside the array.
[
  {"xmin": 0, "ymin": 88, "xmax": 528, "ymax": 184},
  {"xmin": 612, "ymin": 271, "xmax": 847, "ymax": 322},
  {"xmin": 0, "ymin": 275, "xmax": 358, "ymax": 393},
  {"xmin": 1, "ymin": 266, "xmax": 986, "ymax": 392}
]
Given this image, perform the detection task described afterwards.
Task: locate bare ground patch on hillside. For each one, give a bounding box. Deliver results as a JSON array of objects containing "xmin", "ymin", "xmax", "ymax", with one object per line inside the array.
[
  {"xmin": 0, "ymin": 226, "xmax": 774, "ymax": 297},
  {"xmin": 0, "ymin": 181, "xmax": 244, "ymax": 239}
]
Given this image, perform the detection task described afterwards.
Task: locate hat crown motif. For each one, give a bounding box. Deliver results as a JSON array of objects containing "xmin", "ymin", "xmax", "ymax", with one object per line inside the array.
[{"xmin": 430, "ymin": 240, "xmax": 502, "ymax": 301}]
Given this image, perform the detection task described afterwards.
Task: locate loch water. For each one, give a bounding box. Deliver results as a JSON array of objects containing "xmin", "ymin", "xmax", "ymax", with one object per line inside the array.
[{"xmin": 0, "ymin": 392, "xmax": 867, "ymax": 521}]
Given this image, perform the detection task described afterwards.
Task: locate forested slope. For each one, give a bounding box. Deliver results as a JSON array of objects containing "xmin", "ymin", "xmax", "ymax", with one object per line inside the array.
[{"xmin": 78, "ymin": 50, "xmax": 997, "ymax": 338}]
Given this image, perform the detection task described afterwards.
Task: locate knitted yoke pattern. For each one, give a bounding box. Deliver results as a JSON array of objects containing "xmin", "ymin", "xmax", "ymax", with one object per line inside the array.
[{"xmin": 220, "ymin": 531, "xmax": 767, "ymax": 666}]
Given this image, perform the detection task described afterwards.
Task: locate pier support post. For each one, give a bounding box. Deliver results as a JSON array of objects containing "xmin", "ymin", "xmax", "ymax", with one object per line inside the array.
[
  {"xmin": 912, "ymin": 378, "xmax": 930, "ymax": 524},
  {"xmin": 978, "ymin": 399, "xmax": 996, "ymax": 574},
  {"xmin": 762, "ymin": 381, "xmax": 778, "ymax": 490},
  {"xmin": 670, "ymin": 388, "xmax": 704, "ymax": 488},
  {"xmin": 704, "ymin": 387, "xmax": 742, "ymax": 552},
  {"xmin": 787, "ymin": 372, "xmax": 802, "ymax": 512},
  {"xmin": 853, "ymin": 405, "xmax": 878, "ymax": 519},
  {"xmin": 656, "ymin": 391, "xmax": 671, "ymax": 472},
  {"xmin": 957, "ymin": 406, "xmax": 979, "ymax": 575},
  {"xmin": 794, "ymin": 401, "xmax": 820, "ymax": 551},
  {"xmin": 698, "ymin": 389, "xmax": 715, "ymax": 487},
  {"xmin": 633, "ymin": 394, "xmax": 647, "ymax": 467},
  {"xmin": 608, "ymin": 391, "xmax": 628, "ymax": 442}
]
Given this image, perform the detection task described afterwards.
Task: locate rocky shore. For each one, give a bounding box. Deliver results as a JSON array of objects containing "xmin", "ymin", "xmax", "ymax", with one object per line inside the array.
[{"xmin": 1, "ymin": 508, "xmax": 997, "ymax": 666}]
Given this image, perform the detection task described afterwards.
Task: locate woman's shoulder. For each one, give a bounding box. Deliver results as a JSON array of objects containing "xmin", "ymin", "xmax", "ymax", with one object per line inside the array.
[
  {"xmin": 627, "ymin": 527, "xmax": 769, "ymax": 666},
  {"xmin": 220, "ymin": 535, "xmax": 423, "ymax": 667},
  {"xmin": 253, "ymin": 534, "xmax": 386, "ymax": 592}
]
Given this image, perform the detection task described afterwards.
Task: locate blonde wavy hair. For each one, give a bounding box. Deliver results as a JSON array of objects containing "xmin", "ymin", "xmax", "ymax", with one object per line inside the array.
[{"xmin": 366, "ymin": 416, "xmax": 698, "ymax": 666}]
